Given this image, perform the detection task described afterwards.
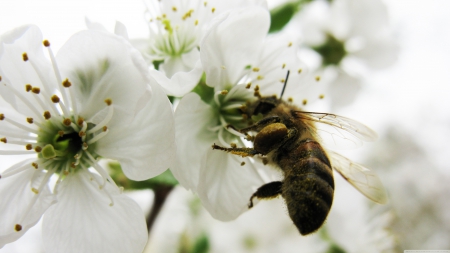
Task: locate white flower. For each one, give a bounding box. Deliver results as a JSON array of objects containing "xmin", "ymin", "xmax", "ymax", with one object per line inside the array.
[
  {"xmin": 171, "ymin": 6, "xmax": 326, "ymax": 221},
  {"xmin": 135, "ymin": 0, "xmax": 268, "ymax": 96},
  {"xmin": 290, "ymin": 0, "xmax": 399, "ymax": 106},
  {"xmin": 0, "ymin": 25, "xmax": 175, "ymax": 252}
]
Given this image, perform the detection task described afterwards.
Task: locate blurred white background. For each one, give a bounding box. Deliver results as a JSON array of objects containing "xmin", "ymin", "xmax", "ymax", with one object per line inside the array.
[{"xmin": 1, "ymin": 0, "xmax": 449, "ymax": 252}]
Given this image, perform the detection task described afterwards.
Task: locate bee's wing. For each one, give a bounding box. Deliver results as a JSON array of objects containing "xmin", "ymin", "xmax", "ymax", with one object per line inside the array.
[
  {"xmin": 293, "ymin": 111, "xmax": 378, "ymax": 149},
  {"xmin": 328, "ymin": 150, "xmax": 388, "ymax": 204}
]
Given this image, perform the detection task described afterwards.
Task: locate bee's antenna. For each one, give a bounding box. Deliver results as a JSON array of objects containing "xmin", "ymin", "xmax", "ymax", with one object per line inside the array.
[{"xmin": 280, "ymin": 70, "xmax": 290, "ymax": 100}]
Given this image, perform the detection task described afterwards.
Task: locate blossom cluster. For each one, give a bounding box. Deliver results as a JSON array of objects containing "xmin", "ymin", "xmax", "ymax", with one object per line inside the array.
[{"xmin": 0, "ymin": 0, "xmax": 398, "ymax": 252}]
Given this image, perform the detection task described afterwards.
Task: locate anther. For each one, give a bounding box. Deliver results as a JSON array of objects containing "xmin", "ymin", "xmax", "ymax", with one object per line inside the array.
[
  {"xmin": 104, "ymin": 98, "xmax": 112, "ymax": 106},
  {"xmin": 22, "ymin": 53, "xmax": 29, "ymax": 61},
  {"xmin": 298, "ymin": 69, "xmax": 303, "ymax": 74},
  {"xmin": 204, "ymin": 2, "xmax": 207, "ymax": 6},
  {"xmin": 288, "ymin": 42, "xmax": 293, "ymax": 47},
  {"xmin": 211, "ymin": 7, "xmax": 216, "ymax": 13},
  {"xmin": 221, "ymin": 90, "xmax": 228, "ymax": 95},
  {"xmin": 26, "ymin": 118, "xmax": 33, "ymax": 124},
  {"xmin": 70, "ymin": 162, "xmax": 76, "ymax": 169},
  {"xmin": 254, "ymin": 85, "xmax": 260, "ymax": 91},
  {"xmin": 0, "ymin": 114, "xmax": 4, "ymax": 120},
  {"xmin": 230, "ymin": 143, "xmax": 237, "ymax": 148},
  {"xmin": 262, "ymin": 158, "xmax": 269, "ymax": 165},
  {"xmin": 257, "ymin": 75, "xmax": 264, "ymax": 80},
  {"xmin": 246, "ymin": 83, "xmax": 252, "ymax": 89},
  {"xmin": 172, "ymin": 6, "xmax": 177, "ymax": 11},
  {"xmin": 14, "ymin": 224, "xmax": 22, "ymax": 232},
  {"xmin": 315, "ymin": 76, "xmax": 321, "ymax": 81},
  {"xmin": 25, "ymin": 84, "xmax": 32, "ymax": 92},
  {"xmin": 62, "ymin": 78, "xmax": 72, "ymax": 88},
  {"xmin": 288, "ymin": 97, "xmax": 293, "ymax": 102},
  {"xmin": 58, "ymin": 130, "xmax": 64, "ymax": 137},
  {"xmin": 241, "ymin": 162, "xmax": 245, "ymax": 166},
  {"xmin": 0, "ymin": 137, "xmax": 6, "ymax": 143},
  {"xmin": 32, "ymin": 163, "xmax": 38, "ymax": 169},
  {"xmin": 282, "ymin": 63, "xmax": 286, "ymax": 69},
  {"xmin": 319, "ymin": 94, "xmax": 325, "ymax": 99},
  {"xmin": 195, "ymin": 20, "xmax": 199, "ymax": 26},
  {"xmin": 82, "ymin": 142, "xmax": 88, "ymax": 150},
  {"xmin": 77, "ymin": 117, "xmax": 84, "ymax": 126},
  {"xmin": 280, "ymin": 79, "xmax": 285, "ymax": 83},
  {"xmin": 26, "ymin": 144, "xmax": 33, "ymax": 150},
  {"xmin": 51, "ymin": 95, "xmax": 60, "ymax": 103},
  {"xmin": 31, "ymin": 188, "xmax": 39, "ymax": 194},
  {"xmin": 252, "ymin": 67, "xmax": 260, "ymax": 72},
  {"xmin": 31, "ymin": 87, "xmax": 40, "ymax": 94},
  {"xmin": 43, "ymin": 111, "xmax": 51, "ymax": 120},
  {"xmin": 63, "ymin": 118, "xmax": 72, "ymax": 126},
  {"xmin": 34, "ymin": 146, "xmax": 42, "ymax": 153},
  {"xmin": 79, "ymin": 131, "xmax": 86, "ymax": 137},
  {"xmin": 43, "ymin": 40, "xmax": 50, "ymax": 47},
  {"xmin": 302, "ymin": 99, "xmax": 308, "ymax": 105},
  {"xmin": 102, "ymin": 126, "xmax": 108, "ymax": 132}
]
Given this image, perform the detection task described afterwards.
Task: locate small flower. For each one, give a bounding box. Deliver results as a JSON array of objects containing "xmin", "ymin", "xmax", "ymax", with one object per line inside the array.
[
  {"xmin": 171, "ymin": 6, "xmax": 326, "ymax": 221},
  {"xmin": 0, "ymin": 25, "xmax": 175, "ymax": 252},
  {"xmin": 136, "ymin": 0, "xmax": 268, "ymax": 96}
]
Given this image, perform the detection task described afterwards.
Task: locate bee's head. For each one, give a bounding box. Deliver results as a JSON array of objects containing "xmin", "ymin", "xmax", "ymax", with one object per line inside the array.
[{"xmin": 247, "ymin": 96, "xmax": 280, "ymax": 116}]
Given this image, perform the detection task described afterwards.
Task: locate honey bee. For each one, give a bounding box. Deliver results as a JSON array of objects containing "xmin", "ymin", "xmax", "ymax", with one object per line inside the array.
[{"xmin": 212, "ymin": 72, "xmax": 387, "ymax": 235}]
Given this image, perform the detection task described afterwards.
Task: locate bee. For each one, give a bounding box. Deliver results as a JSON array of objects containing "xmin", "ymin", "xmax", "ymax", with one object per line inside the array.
[{"xmin": 212, "ymin": 71, "xmax": 387, "ymax": 235}]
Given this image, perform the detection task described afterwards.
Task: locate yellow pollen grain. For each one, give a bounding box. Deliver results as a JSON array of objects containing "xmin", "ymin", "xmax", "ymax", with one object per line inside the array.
[
  {"xmin": 77, "ymin": 117, "xmax": 84, "ymax": 126},
  {"xmin": 25, "ymin": 84, "xmax": 32, "ymax": 92},
  {"xmin": 211, "ymin": 7, "xmax": 216, "ymax": 13},
  {"xmin": 282, "ymin": 63, "xmax": 286, "ymax": 69},
  {"xmin": 172, "ymin": 6, "xmax": 177, "ymax": 11},
  {"xmin": 31, "ymin": 87, "xmax": 40, "ymax": 94},
  {"xmin": 230, "ymin": 143, "xmax": 237, "ymax": 148},
  {"xmin": 43, "ymin": 40, "xmax": 50, "ymax": 47},
  {"xmin": 63, "ymin": 118, "xmax": 72, "ymax": 126},
  {"xmin": 221, "ymin": 90, "xmax": 228, "ymax": 95},
  {"xmin": 51, "ymin": 95, "xmax": 60, "ymax": 103},
  {"xmin": 252, "ymin": 67, "xmax": 260, "ymax": 72},
  {"xmin": 0, "ymin": 114, "xmax": 4, "ymax": 120},
  {"xmin": 26, "ymin": 118, "xmax": 33, "ymax": 124},
  {"xmin": 34, "ymin": 146, "xmax": 42, "ymax": 153},
  {"xmin": 302, "ymin": 99, "xmax": 308, "ymax": 105},
  {"xmin": 62, "ymin": 78, "xmax": 72, "ymax": 88},
  {"xmin": 31, "ymin": 188, "xmax": 39, "ymax": 194},
  {"xmin": 79, "ymin": 131, "xmax": 86, "ymax": 137},
  {"xmin": 257, "ymin": 75, "xmax": 264, "ymax": 80},
  {"xmin": 26, "ymin": 144, "xmax": 33, "ymax": 150},
  {"xmin": 246, "ymin": 83, "xmax": 252, "ymax": 89},
  {"xmin": 14, "ymin": 224, "xmax": 22, "ymax": 232},
  {"xmin": 43, "ymin": 111, "xmax": 51, "ymax": 120},
  {"xmin": 22, "ymin": 53, "xmax": 28, "ymax": 61},
  {"xmin": 1, "ymin": 137, "xmax": 6, "ymax": 143},
  {"xmin": 315, "ymin": 76, "xmax": 321, "ymax": 81},
  {"xmin": 319, "ymin": 94, "xmax": 325, "ymax": 99},
  {"xmin": 298, "ymin": 69, "xmax": 303, "ymax": 74},
  {"xmin": 241, "ymin": 161, "xmax": 245, "ymax": 166},
  {"xmin": 105, "ymin": 98, "xmax": 112, "ymax": 106},
  {"xmin": 102, "ymin": 126, "xmax": 108, "ymax": 132},
  {"xmin": 32, "ymin": 162, "xmax": 38, "ymax": 169}
]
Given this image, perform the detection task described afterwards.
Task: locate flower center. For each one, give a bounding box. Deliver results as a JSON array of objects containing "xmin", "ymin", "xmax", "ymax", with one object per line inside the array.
[{"xmin": 312, "ymin": 34, "xmax": 347, "ymax": 66}]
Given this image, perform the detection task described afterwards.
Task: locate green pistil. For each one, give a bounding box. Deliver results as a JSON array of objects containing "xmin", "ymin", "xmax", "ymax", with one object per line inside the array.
[
  {"xmin": 313, "ymin": 34, "xmax": 347, "ymax": 66},
  {"xmin": 162, "ymin": 19, "xmax": 173, "ymax": 34}
]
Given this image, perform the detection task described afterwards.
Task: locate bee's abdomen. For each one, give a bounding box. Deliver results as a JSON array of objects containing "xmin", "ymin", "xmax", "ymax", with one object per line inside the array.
[{"xmin": 279, "ymin": 139, "xmax": 335, "ymax": 235}]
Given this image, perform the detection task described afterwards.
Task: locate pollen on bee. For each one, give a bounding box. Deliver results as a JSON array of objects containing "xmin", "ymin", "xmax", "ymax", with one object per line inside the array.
[
  {"xmin": 14, "ymin": 224, "xmax": 22, "ymax": 232},
  {"xmin": 26, "ymin": 144, "xmax": 33, "ymax": 150},
  {"xmin": 63, "ymin": 118, "xmax": 72, "ymax": 126},
  {"xmin": 51, "ymin": 95, "xmax": 60, "ymax": 103},
  {"xmin": 31, "ymin": 87, "xmax": 40, "ymax": 94},
  {"xmin": 26, "ymin": 117, "xmax": 33, "ymax": 124},
  {"xmin": 230, "ymin": 143, "xmax": 237, "ymax": 148},
  {"xmin": 22, "ymin": 53, "xmax": 28, "ymax": 61},
  {"xmin": 241, "ymin": 161, "xmax": 245, "ymax": 166},
  {"xmin": 302, "ymin": 99, "xmax": 308, "ymax": 105},
  {"xmin": 105, "ymin": 98, "xmax": 112, "ymax": 106},
  {"xmin": 221, "ymin": 90, "xmax": 228, "ymax": 95},
  {"xmin": 1, "ymin": 137, "xmax": 6, "ymax": 143},
  {"xmin": 25, "ymin": 84, "xmax": 32, "ymax": 92},
  {"xmin": 43, "ymin": 40, "xmax": 50, "ymax": 47},
  {"xmin": 319, "ymin": 94, "xmax": 325, "ymax": 99},
  {"xmin": 43, "ymin": 111, "xmax": 51, "ymax": 120},
  {"xmin": 34, "ymin": 146, "xmax": 42, "ymax": 153},
  {"xmin": 62, "ymin": 78, "xmax": 72, "ymax": 88},
  {"xmin": 31, "ymin": 162, "xmax": 38, "ymax": 169},
  {"xmin": 315, "ymin": 76, "xmax": 321, "ymax": 82}
]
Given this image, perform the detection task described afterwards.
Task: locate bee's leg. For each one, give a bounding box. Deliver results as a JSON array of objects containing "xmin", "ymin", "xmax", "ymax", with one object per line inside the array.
[
  {"xmin": 231, "ymin": 116, "xmax": 282, "ymax": 134},
  {"xmin": 212, "ymin": 144, "xmax": 260, "ymax": 157},
  {"xmin": 249, "ymin": 181, "xmax": 283, "ymax": 208}
]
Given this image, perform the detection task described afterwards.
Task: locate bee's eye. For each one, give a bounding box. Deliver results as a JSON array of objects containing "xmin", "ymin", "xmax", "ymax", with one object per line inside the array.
[{"xmin": 254, "ymin": 101, "xmax": 276, "ymax": 115}]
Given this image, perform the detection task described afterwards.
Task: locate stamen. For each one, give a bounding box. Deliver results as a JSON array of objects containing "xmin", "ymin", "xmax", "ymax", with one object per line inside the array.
[
  {"xmin": 87, "ymin": 128, "xmax": 109, "ymax": 145},
  {"xmin": 85, "ymin": 151, "xmax": 119, "ymax": 190},
  {"xmin": 0, "ymin": 159, "xmax": 38, "ymax": 179},
  {"xmin": 3, "ymin": 83, "xmax": 42, "ymax": 118},
  {"xmin": 1, "ymin": 115, "xmax": 39, "ymax": 134},
  {"xmin": 86, "ymin": 170, "xmax": 115, "ymax": 207},
  {"xmin": 222, "ymin": 102, "xmax": 244, "ymax": 111},
  {"xmin": 87, "ymin": 103, "xmax": 114, "ymax": 134}
]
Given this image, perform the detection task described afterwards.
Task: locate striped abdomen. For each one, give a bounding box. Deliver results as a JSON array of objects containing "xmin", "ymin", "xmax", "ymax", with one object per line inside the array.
[{"xmin": 278, "ymin": 139, "xmax": 335, "ymax": 235}]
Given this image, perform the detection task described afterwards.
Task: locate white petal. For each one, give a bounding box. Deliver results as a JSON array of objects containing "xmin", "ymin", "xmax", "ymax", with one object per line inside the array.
[
  {"xmin": 160, "ymin": 49, "xmax": 200, "ymax": 78},
  {"xmin": 200, "ymin": 6, "xmax": 270, "ymax": 88},
  {"xmin": 197, "ymin": 148, "xmax": 267, "ymax": 221},
  {"xmin": 351, "ymin": 35, "xmax": 399, "ymax": 69},
  {"xmin": 171, "ymin": 93, "xmax": 217, "ymax": 190},
  {"xmin": 114, "ymin": 21, "xmax": 129, "ymax": 40},
  {"xmin": 0, "ymin": 159, "xmax": 55, "ymax": 248},
  {"xmin": 42, "ymin": 170, "xmax": 147, "ymax": 253},
  {"xmin": 150, "ymin": 59, "xmax": 203, "ymax": 97},
  {"xmin": 96, "ymin": 78, "xmax": 176, "ymax": 181},
  {"xmin": 56, "ymin": 30, "xmax": 148, "ymax": 125},
  {"xmin": 328, "ymin": 70, "xmax": 362, "ymax": 107}
]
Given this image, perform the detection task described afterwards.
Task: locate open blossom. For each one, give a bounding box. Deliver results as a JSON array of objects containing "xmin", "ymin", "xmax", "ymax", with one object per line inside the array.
[
  {"xmin": 289, "ymin": 0, "xmax": 399, "ymax": 107},
  {"xmin": 135, "ymin": 0, "xmax": 267, "ymax": 97},
  {"xmin": 0, "ymin": 25, "xmax": 175, "ymax": 252},
  {"xmin": 170, "ymin": 6, "xmax": 327, "ymax": 221}
]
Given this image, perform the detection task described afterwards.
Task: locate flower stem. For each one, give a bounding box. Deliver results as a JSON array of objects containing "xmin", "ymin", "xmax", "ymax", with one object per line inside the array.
[{"xmin": 146, "ymin": 184, "xmax": 174, "ymax": 233}]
